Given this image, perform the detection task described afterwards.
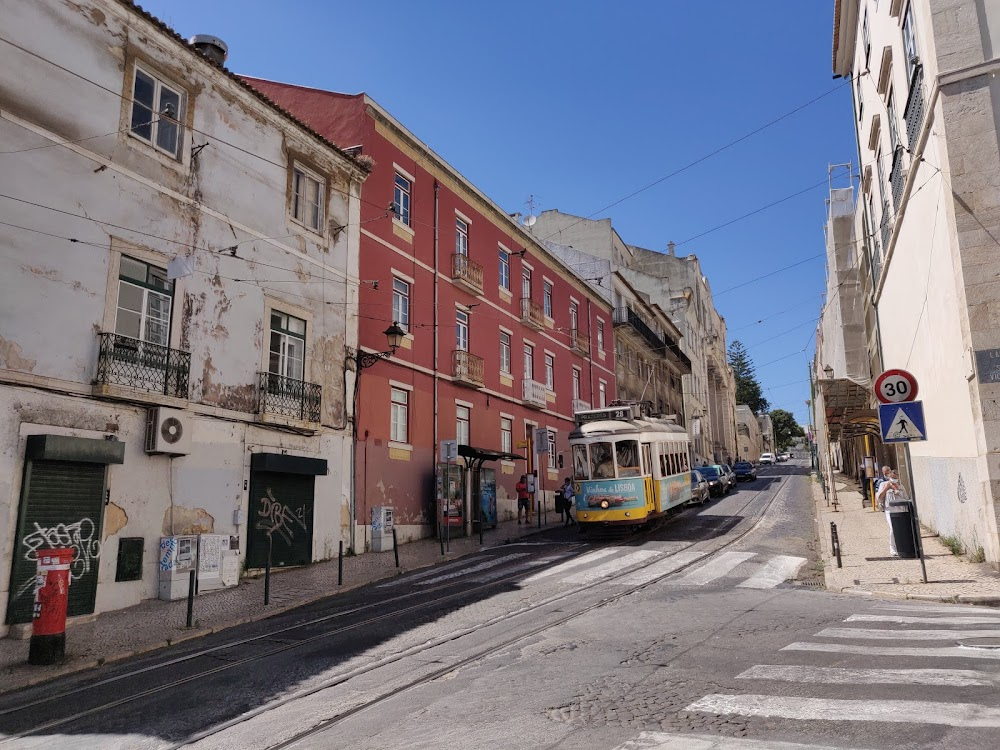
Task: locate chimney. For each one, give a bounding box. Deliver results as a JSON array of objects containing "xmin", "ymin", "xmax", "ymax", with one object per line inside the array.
[
  {"xmin": 189, "ymin": 35, "xmax": 229, "ymax": 66},
  {"xmin": 667, "ymin": 241, "xmax": 676, "ymax": 257}
]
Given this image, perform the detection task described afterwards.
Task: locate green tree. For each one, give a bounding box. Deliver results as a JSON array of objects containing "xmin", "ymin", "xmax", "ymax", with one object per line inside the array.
[
  {"xmin": 770, "ymin": 409, "xmax": 805, "ymax": 451},
  {"xmin": 727, "ymin": 340, "xmax": 770, "ymax": 414}
]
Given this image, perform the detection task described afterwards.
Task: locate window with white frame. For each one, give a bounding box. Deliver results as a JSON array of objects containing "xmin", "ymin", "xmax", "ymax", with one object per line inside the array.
[
  {"xmin": 456, "ymin": 218, "xmax": 469, "ymax": 256},
  {"xmin": 456, "ymin": 405, "xmax": 470, "ymax": 446},
  {"xmin": 543, "ymin": 281, "xmax": 553, "ymax": 317},
  {"xmin": 116, "ymin": 255, "xmax": 173, "ymax": 346},
  {"xmin": 456, "ymin": 310, "xmax": 469, "ymax": 351},
  {"xmin": 269, "ymin": 311, "xmax": 306, "ymax": 381},
  {"xmin": 572, "ymin": 368, "xmax": 581, "ymax": 400},
  {"xmin": 862, "ymin": 8, "xmax": 871, "ymax": 66},
  {"xmin": 390, "ymin": 387, "xmax": 408, "ymax": 443},
  {"xmin": 887, "ymin": 89, "xmax": 900, "ymax": 152},
  {"xmin": 522, "ymin": 268, "xmax": 531, "ymax": 299},
  {"xmin": 499, "ymin": 249, "xmax": 510, "ymax": 291},
  {"xmin": 856, "ymin": 74, "xmax": 864, "ymax": 123},
  {"xmin": 500, "ymin": 331, "xmax": 511, "ymax": 374},
  {"xmin": 597, "ymin": 320, "xmax": 605, "ymax": 351},
  {"xmin": 547, "ymin": 431, "xmax": 557, "ymax": 469},
  {"xmin": 902, "ymin": 4, "xmax": 919, "ymax": 81},
  {"xmin": 501, "ymin": 417, "xmax": 512, "ymax": 454},
  {"xmin": 599, "ymin": 381, "xmax": 607, "ymax": 408},
  {"xmin": 292, "ymin": 165, "xmax": 324, "ymax": 231},
  {"xmin": 524, "ymin": 343, "xmax": 534, "ymax": 381},
  {"xmin": 392, "ymin": 278, "xmax": 410, "ymax": 332},
  {"xmin": 569, "ymin": 301, "xmax": 578, "ymax": 332},
  {"xmin": 393, "ymin": 173, "xmax": 411, "ymax": 226},
  {"xmin": 545, "ymin": 353, "xmax": 555, "ymax": 390},
  {"xmin": 130, "ymin": 66, "xmax": 184, "ymax": 159}
]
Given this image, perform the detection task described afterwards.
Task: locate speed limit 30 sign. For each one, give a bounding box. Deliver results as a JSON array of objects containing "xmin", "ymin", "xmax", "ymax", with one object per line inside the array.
[{"xmin": 875, "ymin": 369, "xmax": 919, "ymax": 404}]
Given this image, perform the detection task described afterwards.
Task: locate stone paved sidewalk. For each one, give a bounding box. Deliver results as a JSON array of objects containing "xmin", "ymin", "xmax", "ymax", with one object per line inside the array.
[
  {"xmin": 0, "ymin": 514, "xmax": 569, "ymax": 694},
  {"xmin": 814, "ymin": 472, "xmax": 1000, "ymax": 605}
]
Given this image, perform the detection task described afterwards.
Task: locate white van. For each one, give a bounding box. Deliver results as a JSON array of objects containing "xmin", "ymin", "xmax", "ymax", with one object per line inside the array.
[{"xmin": 759, "ymin": 452, "xmax": 776, "ymax": 465}]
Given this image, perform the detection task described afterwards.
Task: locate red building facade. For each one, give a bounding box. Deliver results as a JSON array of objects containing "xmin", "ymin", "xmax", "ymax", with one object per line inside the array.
[{"xmin": 246, "ymin": 80, "xmax": 615, "ymax": 546}]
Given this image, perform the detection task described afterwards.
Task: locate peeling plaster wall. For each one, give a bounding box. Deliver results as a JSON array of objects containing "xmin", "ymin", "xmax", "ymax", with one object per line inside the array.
[{"xmin": 0, "ymin": 0, "xmax": 362, "ymax": 629}]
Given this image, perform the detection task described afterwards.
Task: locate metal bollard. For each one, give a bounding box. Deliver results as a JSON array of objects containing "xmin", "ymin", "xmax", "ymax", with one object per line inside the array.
[
  {"xmin": 264, "ymin": 533, "xmax": 272, "ymax": 605},
  {"xmin": 186, "ymin": 569, "xmax": 196, "ymax": 628},
  {"xmin": 440, "ymin": 525, "xmax": 446, "ymax": 556},
  {"xmin": 830, "ymin": 521, "xmax": 843, "ymax": 569},
  {"xmin": 392, "ymin": 528, "xmax": 400, "ymax": 568},
  {"xmin": 338, "ymin": 540, "xmax": 343, "ymax": 586}
]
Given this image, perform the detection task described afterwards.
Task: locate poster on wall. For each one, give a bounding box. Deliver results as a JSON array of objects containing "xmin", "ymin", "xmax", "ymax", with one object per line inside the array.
[
  {"xmin": 480, "ymin": 468, "xmax": 497, "ymax": 529},
  {"xmin": 198, "ymin": 535, "xmax": 223, "ymax": 578},
  {"xmin": 437, "ymin": 463, "xmax": 464, "ymax": 527}
]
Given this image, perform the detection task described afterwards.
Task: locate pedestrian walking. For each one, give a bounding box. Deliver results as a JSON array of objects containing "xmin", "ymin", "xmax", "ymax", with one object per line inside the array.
[
  {"xmin": 876, "ymin": 469, "xmax": 903, "ymax": 556},
  {"xmin": 874, "ymin": 465, "xmax": 891, "ymax": 511},
  {"xmin": 516, "ymin": 475, "xmax": 530, "ymax": 525},
  {"xmin": 560, "ymin": 477, "xmax": 576, "ymax": 526}
]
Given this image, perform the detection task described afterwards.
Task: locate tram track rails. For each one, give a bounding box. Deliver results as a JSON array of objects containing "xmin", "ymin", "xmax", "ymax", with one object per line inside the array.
[{"xmin": 0, "ymin": 470, "xmax": 795, "ymax": 748}]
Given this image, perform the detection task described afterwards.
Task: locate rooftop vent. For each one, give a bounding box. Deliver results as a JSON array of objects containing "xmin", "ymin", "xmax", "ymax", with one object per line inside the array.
[{"xmin": 189, "ymin": 35, "xmax": 228, "ymax": 66}]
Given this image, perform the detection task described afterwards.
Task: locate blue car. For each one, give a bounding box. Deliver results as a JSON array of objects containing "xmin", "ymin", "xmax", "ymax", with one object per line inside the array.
[{"xmin": 733, "ymin": 461, "xmax": 757, "ymax": 481}]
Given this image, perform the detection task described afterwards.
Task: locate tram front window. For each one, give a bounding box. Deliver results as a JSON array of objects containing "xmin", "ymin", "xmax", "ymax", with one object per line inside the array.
[
  {"xmin": 572, "ymin": 445, "xmax": 590, "ymax": 480},
  {"xmin": 616, "ymin": 440, "xmax": 641, "ymax": 477},
  {"xmin": 591, "ymin": 442, "xmax": 615, "ymax": 479}
]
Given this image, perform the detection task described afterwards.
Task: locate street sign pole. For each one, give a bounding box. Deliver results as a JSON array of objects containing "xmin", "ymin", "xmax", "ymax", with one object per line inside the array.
[{"xmin": 901, "ymin": 442, "xmax": 929, "ymax": 583}]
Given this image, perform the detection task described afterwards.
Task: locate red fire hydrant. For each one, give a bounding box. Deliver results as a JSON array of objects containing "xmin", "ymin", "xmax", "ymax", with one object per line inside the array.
[{"xmin": 28, "ymin": 548, "xmax": 73, "ymax": 666}]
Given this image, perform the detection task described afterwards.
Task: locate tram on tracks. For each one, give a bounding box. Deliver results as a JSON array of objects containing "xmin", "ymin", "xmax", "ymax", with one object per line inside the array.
[{"xmin": 568, "ymin": 402, "xmax": 692, "ymax": 530}]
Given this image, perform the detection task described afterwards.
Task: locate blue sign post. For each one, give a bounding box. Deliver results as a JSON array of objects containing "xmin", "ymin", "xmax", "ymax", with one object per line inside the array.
[{"xmin": 879, "ymin": 401, "xmax": 926, "ymax": 443}]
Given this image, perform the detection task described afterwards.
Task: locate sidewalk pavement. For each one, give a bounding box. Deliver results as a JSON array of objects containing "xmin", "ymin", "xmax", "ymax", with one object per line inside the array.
[
  {"xmin": 0, "ymin": 512, "xmax": 573, "ymax": 695},
  {"xmin": 814, "ymin": 471, "xmax": 1000, "ymax": 606}
]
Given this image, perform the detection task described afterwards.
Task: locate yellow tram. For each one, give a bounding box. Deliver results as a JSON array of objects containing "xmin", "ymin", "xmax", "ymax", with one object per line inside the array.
[{"xmin": 569, "ymin": 404, "xmax": 692, "ymax": 529}]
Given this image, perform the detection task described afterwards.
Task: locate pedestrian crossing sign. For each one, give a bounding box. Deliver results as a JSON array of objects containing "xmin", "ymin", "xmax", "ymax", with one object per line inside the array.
[{"xmin": 879, "ymin": 400, "xmax": 926, "ymax": 443}]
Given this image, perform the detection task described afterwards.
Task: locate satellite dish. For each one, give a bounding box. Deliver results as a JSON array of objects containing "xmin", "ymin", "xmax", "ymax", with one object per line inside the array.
[{"xmin": 523, "ymin": 215, "xmax": 537, "ymax": 227}]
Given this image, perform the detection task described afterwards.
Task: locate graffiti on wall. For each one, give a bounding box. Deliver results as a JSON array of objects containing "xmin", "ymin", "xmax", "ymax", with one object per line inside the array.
[
  {"xmin": 255, "ymin": 489, "xmax": 308, "ymax": 545},
  {"xmin": 15, "ymin": 518, "xmax": 102, "ymax": 601}
]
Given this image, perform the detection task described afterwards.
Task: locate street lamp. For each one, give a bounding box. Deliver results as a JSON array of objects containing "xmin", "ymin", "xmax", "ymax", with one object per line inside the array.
[
  {"xmin": 356, "ymin": 322, "xmax": 406, "ymax": 369},
  {"xmin": 824, "ymin": 364, "xmax": 834, "ymax": 380}
]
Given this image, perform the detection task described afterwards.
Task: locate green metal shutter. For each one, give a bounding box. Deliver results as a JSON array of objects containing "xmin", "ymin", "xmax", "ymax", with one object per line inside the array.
[
  {"xmin": 6, "ymin": 461, "xmax": 106, "ymax": 625},
  {"xmin": 246, "ymin": 471, "xmax": 315, "ymax": 568}
]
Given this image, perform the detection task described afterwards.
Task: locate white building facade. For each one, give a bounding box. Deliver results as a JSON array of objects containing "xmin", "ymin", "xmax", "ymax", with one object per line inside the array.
[
  {"xmin": 0, "ymin": 0, "xmax": 366, "ymax": 634},
  {"xmin": 736, "ymin": 406, "xmax": 763, "ymax": 463},
  {"xmin": 831, "ymin": 0, "xmax": 1000, "ymax": 563}
]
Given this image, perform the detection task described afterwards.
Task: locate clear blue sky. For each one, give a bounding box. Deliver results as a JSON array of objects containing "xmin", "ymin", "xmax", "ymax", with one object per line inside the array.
[{"xmin": 145, "ymin": 0, "xmax": 856, "ymax": 429}]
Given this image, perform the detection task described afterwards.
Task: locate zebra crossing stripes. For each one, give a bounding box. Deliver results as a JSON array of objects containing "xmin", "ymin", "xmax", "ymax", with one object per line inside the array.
[
  {"xmin": 674, "ymin": 552, "xmax": 756, "ymax": 586},
  {"xmin": 472, "ymin": 555, "xmax": 565, "ymax": 583},
  {"xmin": 685, "ymin": 694, "xmax": 1000, "ymax": 727},
  {"xmin": 875, "ymin": 603, "xmax": 1000, "ymax": 615},
  {"xmin": 737, "ymin": 664, "xmax": 1000, "ymax": 687},
  {"xmin": 736, "ymin": 556, "xmax": 806, "ymax": 589},
  {"xmin": 376, "ymin": 558, "xmax": 483, "ymax": 587},
  {"xmin": 561, "ymin": 550, "xmax": 662, "ymax": 584},
  {"xmin": 816, "ymin": 626, "xmax": 1000, "ymax": 640},
  {"xmin": 611, "ymin": 730, "xmax": 866, "ymax": 749},
  {"xmin": 521, "ymin": 547, "xmax": 621, "ymax": 584},
  {"xmin": 614, "ymin": 549, "xmax": 706, "ymax": 586},
  {"xmin": 846, "ymin": 613, "xmax": 1000, "ymax": 626},
  {"xmin": 414, "ymin": 553, "xmax": 530, "ymax": 585},
  {"xmin": 781, "ymin": 641, "xmax": 1000, "ymax": 660}
]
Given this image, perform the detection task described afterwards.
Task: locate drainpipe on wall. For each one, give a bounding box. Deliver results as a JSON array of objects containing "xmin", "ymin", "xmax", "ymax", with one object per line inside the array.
[
  {"xmin": 433, "ymin": 181, "xmax": 440, "ymax": 515},
  {"xmin": 587, "ymin": 300, "xmax": 595, "ymax": 406}
]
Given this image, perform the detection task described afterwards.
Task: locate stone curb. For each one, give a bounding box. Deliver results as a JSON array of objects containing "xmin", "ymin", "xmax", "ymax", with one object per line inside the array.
[
  {"xmin": 833, "ymin": 586, "xmax": 1000, "ymax": 607},
  {"xmin": 1, "ymin": 524, "xmax": 552, "ymax": 696}
]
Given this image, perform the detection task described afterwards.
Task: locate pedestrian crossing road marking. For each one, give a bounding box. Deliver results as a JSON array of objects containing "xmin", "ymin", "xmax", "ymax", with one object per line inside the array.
[
  {"xmin": 612, "ymin": 730, "xmax": 878, "ymax": 750},
  {"xmin": 675, "ymin": 552, "xmax": 757, "ymax": 586},
  {"xmin": 737, "ymin": 664, "xmax": 1000, "ymax": 687},
  {"xmin": 847, "ymin": 613, "xmax": 1000, "ymax": 626},
  {"xmin": 817, "ymin": 626, "xmax": 1000, "ymax": 640},
  {"xmin": 782, "ymin": 641, "xmax": 1000, "ymax": 660},
  {"xmin": 736, "ymin": 555, "xmax": 806, "ymax": 589}
]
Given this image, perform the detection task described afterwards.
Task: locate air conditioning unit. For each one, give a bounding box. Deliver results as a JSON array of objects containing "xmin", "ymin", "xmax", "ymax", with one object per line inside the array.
[{"xmin": 145, "ymin": 407, "xmax": 192, "ymax": 455}]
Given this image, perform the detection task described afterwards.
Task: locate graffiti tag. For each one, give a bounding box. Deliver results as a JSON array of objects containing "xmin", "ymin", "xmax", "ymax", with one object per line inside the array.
[
  {"xmin": 255, "ymin": 489, "xmax": 308, "ymax": 545},
  {"xmin": 22, "ymin": 518, "xmax": 101, "ymax": 581},
  {"xmin": 159, "ymin": 536, "xmax": 177, "ymax": 571}
]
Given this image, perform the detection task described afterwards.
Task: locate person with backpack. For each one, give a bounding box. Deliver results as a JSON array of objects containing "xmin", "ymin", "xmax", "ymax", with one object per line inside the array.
[
  {"xmin": 516, "ymin": 475, "xmax": 531, "ymax": 525},
  {"xmin": 560, "ymin": 477, "xmax": 577, "ymax": 526}
]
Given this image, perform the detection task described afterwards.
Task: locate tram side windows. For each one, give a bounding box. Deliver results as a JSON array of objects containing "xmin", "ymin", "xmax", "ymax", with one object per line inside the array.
[
  {"xmin": 592, "ymin": 442, "xmax": 615, "ymax": 479},
  {"xmin": 641, "ymin": 444, "xmax": 653, "ymax": 477},
  {"xmin": 573, "ymin": 445, "xmax": 591, "ymax": 480},
  {"xmin": 616, "ymin": 440, "xmax": 641, "ymax": 478}
]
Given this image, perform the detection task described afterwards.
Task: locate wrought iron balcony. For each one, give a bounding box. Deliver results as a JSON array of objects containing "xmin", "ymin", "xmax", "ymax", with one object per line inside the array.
[
  {"xmin": 522, "ymin": 378, "xmax": 547, "ymax": 409},
  {"xmin": 520, "ymin": 297, "xmax": 545, "ymax": 330},
  {"xmin": 572, "ymin": 398, "xmax": 591, "ymax": 414},
  {"xmin": 612, "ymin": 307, "xmax": 665, "ymax": 353},
  {"xmin": 96, "ymin": 332, "xmax": 190, "ymax": 398},
  {"xmin": 258, "ymin": 371, "xmax": 322, "ymax": 423},
  {"xmin": 889, "ymin": 146, "xmax": 905, "ymax": 210},
  {"xmin": 569, "ymin": 328, "xmax": 589, "ymax": 355},
  {"xmin": 451, "ymin": 253, "xmax": 484, "ymax": 295},
  {"xmin": 451, "ymin": 349, "xmax": 484, "ymax": 388},
  {"xmin": 904, "ymin": 64, "xmax": 925, "ymax": 147},
  {"xmin": 870, "ymin": 239, "xmax": 884, "ymax": 287}
]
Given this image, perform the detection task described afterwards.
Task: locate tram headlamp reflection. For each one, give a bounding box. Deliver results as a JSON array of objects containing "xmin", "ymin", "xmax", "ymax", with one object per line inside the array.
[{"xmin": 600, "ymin": 499, "xmax": 610, "ymax": 509}]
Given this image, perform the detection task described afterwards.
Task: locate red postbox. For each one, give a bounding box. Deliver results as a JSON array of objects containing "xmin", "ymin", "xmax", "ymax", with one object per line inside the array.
[{"xmin": 28, "ymin": 548, "xmax": 73, "ymax": 665}]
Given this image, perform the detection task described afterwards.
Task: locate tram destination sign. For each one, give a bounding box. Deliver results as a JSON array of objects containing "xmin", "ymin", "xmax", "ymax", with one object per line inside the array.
[{"xmin": 575, "ymin": 406, "xmax": 633, "ymax": 425}]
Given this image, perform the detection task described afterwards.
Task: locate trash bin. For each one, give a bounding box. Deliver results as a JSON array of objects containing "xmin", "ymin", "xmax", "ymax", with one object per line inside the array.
[{"xmin": 888, "ymin": 500, "xmax": 918, "ymax": 559}]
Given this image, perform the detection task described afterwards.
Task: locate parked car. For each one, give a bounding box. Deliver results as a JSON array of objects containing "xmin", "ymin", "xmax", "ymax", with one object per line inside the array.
[
  {"xmin": 759, "ymin": 452, "xmax": 776, "ymax": 465},
  {"xmin": 733, "ymin": 461, "xmax": 757, "ymax": 481},
  {"xmin": 698, "ymin": 465, "xmax": 728, "ymax": 497},
  {"xmin": 689, "ymin": 470, "xmax": 710, "ymax": 505},
  {"xmin": 719, "ymin": 464, "xmax": 736, "ymax": 491}
]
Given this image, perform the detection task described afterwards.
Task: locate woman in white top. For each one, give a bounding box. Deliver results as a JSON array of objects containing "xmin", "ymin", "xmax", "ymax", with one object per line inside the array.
[{"xmin": 876, "ymin": 470, "xmax": 903, "ymax": 556}]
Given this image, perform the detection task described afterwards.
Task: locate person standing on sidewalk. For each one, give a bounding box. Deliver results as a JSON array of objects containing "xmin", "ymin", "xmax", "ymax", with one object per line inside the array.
[
  {"xmin": 516, "ymin": 475, "xmax": 530, "ymax": 525},
  {"xmin": 561, "ymin": 478, "xmax": 577, "ymax": 526},
  {"xmin": 874, "ymin": 465, "xmax": 892, "ymax": 510},
  {"xmin": 876, "ymin": 469, "xmax": 903, "ymax": 556}
]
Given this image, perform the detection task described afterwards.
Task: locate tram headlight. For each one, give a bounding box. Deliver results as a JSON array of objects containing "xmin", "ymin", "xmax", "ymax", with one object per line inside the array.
[{"xmin": 600, "ymin": 499, "xmax": 610, "ymax": 509}]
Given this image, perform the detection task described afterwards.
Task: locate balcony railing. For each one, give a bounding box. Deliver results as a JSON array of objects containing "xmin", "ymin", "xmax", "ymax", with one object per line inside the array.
[
  {"xmin": 869, "ymin": 238, "xmax": 883, "ymax": 288},
  {"xmin": 258, "ymin": 371, "xmax": 322, "ymax": 423},
  {"xmin": 569, "ymin": 328, "xmax": 589, "ymax": 354},
  {"xmin": 572, "ymin": 398, "xmax": 591, "ymax": 414},
  {"xmin": 889, "ymin": 146, "xmax": 905, "ymax": 210},
  {"xmin": 612, "ymin": 307, "xmax": 665, "ymax": 352},
  {"xmin": 880, "ymin": 200, "xmax": 892, "ymax": 249},
  {"xmin": 520, "ymin": 297, "xmax": 545, "ymax": 330},
  {"xmin": 903, "ymin": 64, "xmax": 925, "ymax": 147},
  {"xmin": 451, "ymin": 349, "xmax": 484, "ymax": 388},
  {"xmin": 522, "ymin": 378, "xmax": 547, "ymax": 409},
  {"xmin": 451, "ymin": 253, "xmax": 484, "ymax": 295},
  {"xmin": 96, "ymin": 332, "xmax": 190, "ymax": 398}
]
